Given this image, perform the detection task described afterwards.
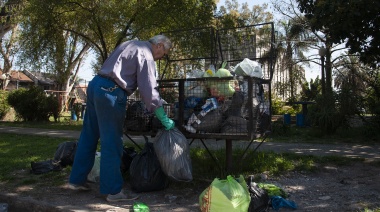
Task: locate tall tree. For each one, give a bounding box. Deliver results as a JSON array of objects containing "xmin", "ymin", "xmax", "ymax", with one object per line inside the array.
[
  {"xmin": 297, "ymin": 0, "xmax": 380, "ymax": 68},
  {"xmin": 216, "ymin": 0, "xmax": 273, "ymax": 28},
  {"xmin": 274, "ymin": 19, "xmax": 311, "ymax": 100},
  {"xmin": 17, "ymin": 0, "xmax": 216, "ymax": 109},
  {"xmin": 334, "ymin": 54, "xmax": 380, "ymax": 117},
  {"xmin": 0, "ymin": 0, "xmax": 21, "ymax": 90},
  {"xmin": 272, "ymin": 0, "xmax": 318, "ymax": 101}
]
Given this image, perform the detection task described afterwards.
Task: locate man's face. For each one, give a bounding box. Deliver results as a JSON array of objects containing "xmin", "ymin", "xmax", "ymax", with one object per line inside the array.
[{"xmin": 153, "ymin": 43, "xmax": 170, "ymax": 61}]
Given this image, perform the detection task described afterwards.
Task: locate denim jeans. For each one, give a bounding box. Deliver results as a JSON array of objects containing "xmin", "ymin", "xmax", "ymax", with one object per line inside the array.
[{"xmin": 69, "ymin": 75, "xmax": 127, "ymax": 195}]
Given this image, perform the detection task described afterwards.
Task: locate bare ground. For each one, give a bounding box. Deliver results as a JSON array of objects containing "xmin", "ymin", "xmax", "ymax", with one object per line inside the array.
[
  {"xmin": 0, "ymin": 127, "xmax": 380, "ymax": 211},
  {"xmin": 1, "ymin": 159, "xmax": 380, "ymax": 212}
]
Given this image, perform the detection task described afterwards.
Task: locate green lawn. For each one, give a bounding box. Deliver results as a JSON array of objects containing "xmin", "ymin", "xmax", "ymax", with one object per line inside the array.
[{"xmin": 0, "ymin": 131, "xmax": 364, "ymax": 188}]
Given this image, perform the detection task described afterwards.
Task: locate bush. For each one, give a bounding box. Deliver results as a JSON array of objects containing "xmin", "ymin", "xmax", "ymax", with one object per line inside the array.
[
  {"xmin": 308, "ymin": 94, "xmax": 345, "ymax": 134},
  {"xmin": 271, "ymin": 97, "xmax": 300, "ymax": 115},
  {"xmin": 0, "ymin": 90, "xmax": 11, "ymax": 119},
  {"xmin": 7, "ymin": 86, "xmax": 60, "ymax": 121}
]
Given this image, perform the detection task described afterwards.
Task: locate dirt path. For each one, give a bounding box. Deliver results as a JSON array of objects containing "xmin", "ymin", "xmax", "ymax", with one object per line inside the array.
[
  {"xmin": 1, "ymin": 161, "xmax": 379, "ymax": 212},
  {"xmin": 1, "ymin": 126, "xmax": 380, "ymax": 161}
]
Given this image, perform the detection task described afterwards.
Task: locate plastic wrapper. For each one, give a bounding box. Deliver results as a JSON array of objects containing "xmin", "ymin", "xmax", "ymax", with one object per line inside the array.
[
  {"xmin": 199, "ymin": 175, "xmax": 251, "ymax": 212},
  {"xmin": 234, "ymin": 58, "xmax": 263, "ymax": 78},
  {"xmin": 87, "ymin": 152, "xmax": 101, "ymax": 183}
]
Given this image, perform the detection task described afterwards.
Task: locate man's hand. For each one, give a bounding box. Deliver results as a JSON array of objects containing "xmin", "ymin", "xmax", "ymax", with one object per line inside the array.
[{"xmin": 154, "ymin": 107, "xmax": 175, "ymax": 130}]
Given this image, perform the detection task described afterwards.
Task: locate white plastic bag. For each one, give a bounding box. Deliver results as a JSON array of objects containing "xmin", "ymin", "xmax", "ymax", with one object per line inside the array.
[
  {"xmin": 87, "ymin": 152, "xmax": 101, "ymax": 183},
  {"xmin": 234, "ymin": 58, "xmax": 263, "ymax": 78}
]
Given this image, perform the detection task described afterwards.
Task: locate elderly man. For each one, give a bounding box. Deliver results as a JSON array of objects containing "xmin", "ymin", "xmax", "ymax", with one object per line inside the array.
[{"xmin": 68, "ymin": 35, "xmax": 174, "ymax": 202}]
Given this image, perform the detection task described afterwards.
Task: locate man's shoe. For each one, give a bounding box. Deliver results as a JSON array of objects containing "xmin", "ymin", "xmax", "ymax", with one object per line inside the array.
[
  {"xmin": 67, "ymin": 183, "xmax": 91, "ymax": 191},
  {"xmin": 106, "ymin": 190, "xmax": 140, "ymax": 202}
]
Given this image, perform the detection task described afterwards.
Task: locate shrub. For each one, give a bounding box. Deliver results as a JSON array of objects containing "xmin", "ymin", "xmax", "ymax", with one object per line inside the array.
[
  {"xmin": 308, "ymin": 94, "xmax": 345, "ymax": 134},
  {"xmin": 271, "ymin": 97, "xmax": 300, "ymax": 115},
  {"xmin": 0, "ymin": 90, "xmax": 11, "ymax": 119},
  {"xmin": 7, "ymin": 86, "xmax": 60, "ymax": 121}
]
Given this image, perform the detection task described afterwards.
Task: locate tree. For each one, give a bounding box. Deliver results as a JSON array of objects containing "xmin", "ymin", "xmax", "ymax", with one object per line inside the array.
[
  {"xmin": 334, "ymin": 53, "xmax": 380, "ymax": 118},
  {"xmin": 273, "ymin": 18, "xmax": 311, "ymax": 100},
  {"xmin": 18, "ymin": 1, "xmax": 91, "ymax": 110},
  {"xmin": 272, "ymin": 0, "xmax": 318, "ymax": 101},
  {"xmin": 17, "ymin": 0, "xmax": 216, "ymax": 109},
  {"xmin": 216, "ymin": 0, "xmax": 273, "ymax": 28},
  {"xmin": 297, "ymin": 0, "xmax": 380, "ymax": 68},
  {"xmin": 0, "ymin": 0, "xmax": 22, "ymax": 90}
]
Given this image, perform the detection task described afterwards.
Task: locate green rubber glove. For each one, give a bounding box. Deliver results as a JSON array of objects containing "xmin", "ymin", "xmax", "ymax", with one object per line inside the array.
[{"xmin": 154, "ymin": 106, "xmax": 175, "ymax": 130}]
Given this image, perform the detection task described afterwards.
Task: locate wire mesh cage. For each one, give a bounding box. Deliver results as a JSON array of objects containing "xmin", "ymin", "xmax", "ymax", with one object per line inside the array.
[
  {"xmin": 217, "ymin": 23, "xmax": 276, "ymax": 81},
  {"xmin": 124, "ymin": 23, "xmax": 275, "ymax": 140},
  {"xmin": 124, "ymin": 77, "xmax": 271, "ymax": 140},
  {"xmin": 157, "ymin": 27, "xmax": 218, "ymax": 80}
]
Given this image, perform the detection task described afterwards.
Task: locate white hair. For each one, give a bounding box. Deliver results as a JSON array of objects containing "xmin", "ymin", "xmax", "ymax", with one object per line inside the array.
[{"xmin": 149, "ymin": 35, "xmax": 172, "ymax": 50}]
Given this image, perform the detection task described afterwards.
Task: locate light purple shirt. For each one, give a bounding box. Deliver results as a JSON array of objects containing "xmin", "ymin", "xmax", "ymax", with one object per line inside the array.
[{"xmin": 98, "ymin": 40, "xmax": 163, "ymax": 112}]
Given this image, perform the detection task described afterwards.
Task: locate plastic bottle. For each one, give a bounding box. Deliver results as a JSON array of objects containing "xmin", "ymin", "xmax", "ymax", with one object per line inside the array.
[{"xmin": 133, "ymin": 202, "xmax": 149, "ymax": 212}]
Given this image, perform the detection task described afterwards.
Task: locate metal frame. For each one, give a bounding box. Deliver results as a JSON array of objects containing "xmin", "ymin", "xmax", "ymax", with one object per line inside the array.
[{"xmin": 124, "ymin": 23, "xmax": 276, "ymax": 173}]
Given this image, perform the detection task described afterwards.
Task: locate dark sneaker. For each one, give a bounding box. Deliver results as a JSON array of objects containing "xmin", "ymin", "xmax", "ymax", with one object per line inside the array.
[
  {"xmin": 106, "ymin": 190, "xmax": 140, "ymax": 202},
  {"xmin": 67, "ymin": 183, "xmax": 91, "ymax": 191}
]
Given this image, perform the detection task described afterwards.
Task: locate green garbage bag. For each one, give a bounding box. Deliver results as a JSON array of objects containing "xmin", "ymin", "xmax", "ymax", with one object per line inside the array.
[{"xmin": 199, "ymin": 175, "xmax": 251, "ymax": 212}]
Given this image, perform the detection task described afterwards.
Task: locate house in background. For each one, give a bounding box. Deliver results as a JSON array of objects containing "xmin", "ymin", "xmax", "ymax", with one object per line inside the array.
[
  {"xmin": 23, "ymin": 70, "xmax": 57, "ymax": 91},
  {"xmin": 0, "ymin": 69, "xmax": 59, "ymax": 91},
  {"xmin": 0, "ymin": 70, "xmax": 34, "ymax": 90}
]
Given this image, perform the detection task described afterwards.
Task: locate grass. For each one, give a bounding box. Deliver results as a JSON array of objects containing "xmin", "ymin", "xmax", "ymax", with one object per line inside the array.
[
  {"xmin": 0, "ymin": 133, "xmax": 71, "ymax": 187},
  {"xmin": 0, "ymin": 112, "xmax": 83, "ymax": 131},
  {"xmin": 0, "ymin": 118, "xmax": 378, "ymax": 186},
  {"xmin": 269, "ymin": 120, "xmax": 380, "ymax": 145},
  {"xmin": 0, "ymin": 130, "xmax": 364, "ymax": 189}
]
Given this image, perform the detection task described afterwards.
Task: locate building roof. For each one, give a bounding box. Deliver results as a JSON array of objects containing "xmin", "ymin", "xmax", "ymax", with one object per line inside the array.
[
  {"xmin": 0, "ymin": 70, "xmax": 33, "ymax": 82},
  {"xmin": 23, "ymin": 70, "xmax": 56, "ymax": 85}
]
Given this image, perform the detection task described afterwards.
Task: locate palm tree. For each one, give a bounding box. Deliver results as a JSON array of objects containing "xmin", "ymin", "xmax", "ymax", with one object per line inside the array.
[{"xmin": 274, "ymin": 18, "xmax": 312, "ymax": 101}]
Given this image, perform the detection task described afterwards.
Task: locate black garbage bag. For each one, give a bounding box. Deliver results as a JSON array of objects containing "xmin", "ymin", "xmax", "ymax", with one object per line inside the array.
[
  {"xmin": 30, "ymin": 159, "xmax": 62, "ymax": 175},
  {"xmin": 224, "ymin": 91, "xmax": 245, "ymax": 117},
  {"xmin": 247, "ymin": 176, "xmax": 270, "ymax": 212},
  {"xmin": 121, "ymin": 146, "xmax": 137, "ymax": 171},
  {"xmin": 153, "ymin": 127, "xmax": 193, "ymax": 182},
  {"xmin": 221, "ymin": 115, "xmax": 248, "ymax": 134},
  {"xmin": 124, "ymin": 101, "xmax": 153, "ymax": 132},
  {"xmin": 53, "ymin": 141, "xmax": 77, "ymax": 167},
  {"xmin": 129, "ymin": 141, "xmax": 169, "ymax": 193},
  {"xmin": 192, "ymin": 109, "xmax": 223, "ymax": 133}
]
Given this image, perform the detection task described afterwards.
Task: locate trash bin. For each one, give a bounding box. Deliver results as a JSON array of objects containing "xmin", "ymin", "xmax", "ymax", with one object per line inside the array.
[
  {"xmin": 296, "ymin": 114, "xmax": 304, "ymax": 127},
  {"xmin": 283, "ymin": 114, "xmax": 291, "ymax": 125}
]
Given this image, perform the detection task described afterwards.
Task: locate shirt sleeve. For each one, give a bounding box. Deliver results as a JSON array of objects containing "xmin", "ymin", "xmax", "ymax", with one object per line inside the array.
[{"xmin": 136, "ymin": 58, "xmax": 163, "ymax": 113}]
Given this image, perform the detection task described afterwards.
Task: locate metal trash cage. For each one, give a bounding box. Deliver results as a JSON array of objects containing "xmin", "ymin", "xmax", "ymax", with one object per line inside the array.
[
  {"xmin": 123, "ymin": 76, "xmax": 271, "ymax": 140},
  {"xmin": 216, "ymin": 23, "xmax": 276, "ymax": 83}
]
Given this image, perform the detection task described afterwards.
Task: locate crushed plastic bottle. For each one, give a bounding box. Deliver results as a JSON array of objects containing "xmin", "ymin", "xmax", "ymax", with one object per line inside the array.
[{"xmin": 133, "ymin": 202, "xmax": 149, "ymax": 212}]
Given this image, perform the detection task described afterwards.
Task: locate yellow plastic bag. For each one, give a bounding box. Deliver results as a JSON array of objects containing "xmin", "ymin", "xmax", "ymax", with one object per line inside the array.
[{"xmin": 199, "ymin": 175, "xmax": 250, "ymax": 212}]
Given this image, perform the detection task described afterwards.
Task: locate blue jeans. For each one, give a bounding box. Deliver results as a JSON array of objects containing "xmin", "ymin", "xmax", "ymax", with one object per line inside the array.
[{"xmin": 69, "ymin": 75, "xmax": 127, "ymax": 195}]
